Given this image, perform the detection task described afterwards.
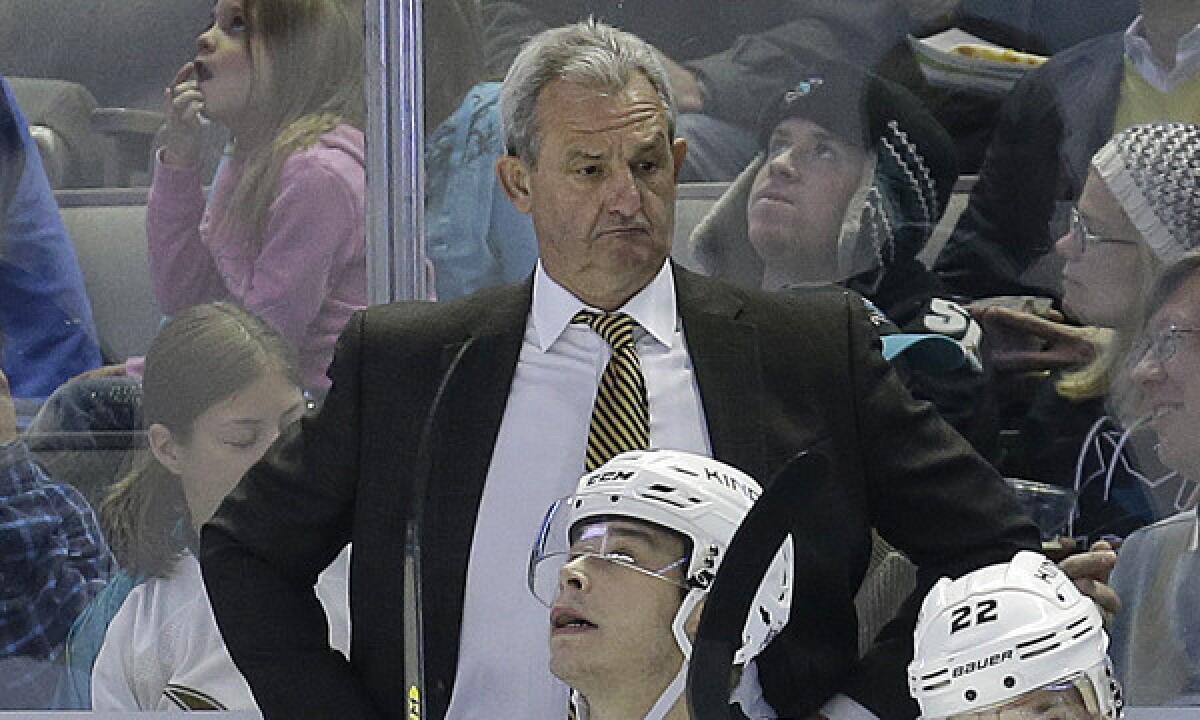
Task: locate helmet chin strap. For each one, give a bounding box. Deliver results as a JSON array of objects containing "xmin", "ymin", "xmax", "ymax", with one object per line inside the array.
[{"xmin": 642, "ymin": 588, "xmax": 707, "ymax": 720}]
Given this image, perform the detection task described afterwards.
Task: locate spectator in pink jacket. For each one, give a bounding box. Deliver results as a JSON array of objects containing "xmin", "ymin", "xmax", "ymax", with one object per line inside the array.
[{"xmin": 147, "ymin": 0, "xmax": 366, "ymax": 392}]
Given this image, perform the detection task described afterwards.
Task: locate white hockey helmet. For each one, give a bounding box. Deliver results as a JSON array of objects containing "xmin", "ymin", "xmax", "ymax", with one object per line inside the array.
[
  {"xmin": 529, "ymin": 449, "xmax": 793, "ymax": 666},
  {"xmin": 909, "ymin": 550, "xmax": 1121, "ymax": 719}
]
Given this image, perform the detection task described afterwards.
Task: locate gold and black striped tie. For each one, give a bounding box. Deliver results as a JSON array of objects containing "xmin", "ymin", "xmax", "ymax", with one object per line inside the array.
[{"xmin": 573, "ymin": 311, "xmax": 649, "ymax": 471}]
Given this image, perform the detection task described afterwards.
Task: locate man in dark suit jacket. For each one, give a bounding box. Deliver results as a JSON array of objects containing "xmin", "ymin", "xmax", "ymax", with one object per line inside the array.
[
  {"xmin": 935, "ymin": 0, "xmax": 1200, "ymax": 300},
  {"xmin": 200, "ymin": 19, "xmax": 1038, "ymax": 720},
  {"xmin": 933, "ymin": 33, "xmax": 1125, "ymax": 300}
]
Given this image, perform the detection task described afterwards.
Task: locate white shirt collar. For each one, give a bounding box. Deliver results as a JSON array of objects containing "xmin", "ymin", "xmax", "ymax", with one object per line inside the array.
[
  {"xmin": 1124, "ymin": 15, "xmax": 1200, "ymax": 92},
  {"xmin": 530, "ymin": 260, "xmax": 677, "ymax": 352}
]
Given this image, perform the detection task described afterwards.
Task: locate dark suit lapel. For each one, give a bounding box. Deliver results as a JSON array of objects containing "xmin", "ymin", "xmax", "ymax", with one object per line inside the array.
[
  {"xmin": 674, "ymin": 266, "xmax": 768, "ymax": 483},
  {"xmin": 421, "ymin": 280, "xmax": 531, "ymax": 711},
  {"xmin": 439, "ymin": 279, "xmax": 532, "ymax": 483}
]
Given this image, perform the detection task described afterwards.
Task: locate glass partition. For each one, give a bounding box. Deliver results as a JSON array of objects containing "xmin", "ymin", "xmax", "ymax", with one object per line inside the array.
[{"xmin": 0, "ymin": 0, "xmax": 1192, "ymax": 713}]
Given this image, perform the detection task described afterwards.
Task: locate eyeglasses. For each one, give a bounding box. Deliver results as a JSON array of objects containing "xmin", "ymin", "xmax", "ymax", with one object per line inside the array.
[
  {"xmin": 1068, "ymin": 207, "xmax": 1139, "ymax": 252},
  {"xmin": 1133, "ymin": 324, "xmax": 1200, "ymax": 365}
]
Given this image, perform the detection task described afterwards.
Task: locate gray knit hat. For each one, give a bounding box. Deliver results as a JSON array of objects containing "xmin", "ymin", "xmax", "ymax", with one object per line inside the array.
[{"xmin": 1091, "ymin": 123, "xmax": 1200, "ymax": 263}]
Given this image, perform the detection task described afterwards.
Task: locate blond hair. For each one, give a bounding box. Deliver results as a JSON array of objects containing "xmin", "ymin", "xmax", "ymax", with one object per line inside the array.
[
  {"xmin": 224, "ymin": 0, "xmax": 364, "ymax": 245},
  {"xmin": 1056, "ymin": 240, "xmax": 1160, "ymax": 403}
]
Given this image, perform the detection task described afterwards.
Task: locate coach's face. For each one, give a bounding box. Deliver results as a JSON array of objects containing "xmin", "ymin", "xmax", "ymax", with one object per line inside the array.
[{"xmin": 498, "ymin": 74, "xmax": 687, "ymax": 310}]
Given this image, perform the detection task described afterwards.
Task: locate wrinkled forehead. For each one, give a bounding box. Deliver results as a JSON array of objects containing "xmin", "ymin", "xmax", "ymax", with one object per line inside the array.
[
  {"xmin": 1078, "ymin": 167, "xmax": 1138, "ymax": 235},
  {"xmin": 766, "ymin": 110, "xmax": 865, "ymax": 152}
]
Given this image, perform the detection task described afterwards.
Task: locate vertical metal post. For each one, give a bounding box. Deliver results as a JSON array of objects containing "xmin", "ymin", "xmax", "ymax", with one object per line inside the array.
[{"xmin": 365, "ymin": 0, "xmax": 427, "ymax": 304}]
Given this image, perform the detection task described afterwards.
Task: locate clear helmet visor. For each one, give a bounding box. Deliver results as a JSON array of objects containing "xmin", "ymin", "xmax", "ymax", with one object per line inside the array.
[
  {"xmin": 528, "ymin": 495, "xmax": 691, "ymax": 608},
  {"xmin": 939, "ymin": 675, "xmax": 1104, "ymax": 720}
]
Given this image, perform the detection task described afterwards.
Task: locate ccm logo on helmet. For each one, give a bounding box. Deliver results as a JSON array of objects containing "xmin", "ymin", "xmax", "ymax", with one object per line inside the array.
[
  {"xmin": 584, "ymin": 470, "xmax": 636, "ymax": 486},
  {"xmin": 705, "ymin": 468, "xmax": 760, "ymax": 501},
  {"xmin": 952, "ymin": 649, "xmax": 1013, "ymax": 679}
]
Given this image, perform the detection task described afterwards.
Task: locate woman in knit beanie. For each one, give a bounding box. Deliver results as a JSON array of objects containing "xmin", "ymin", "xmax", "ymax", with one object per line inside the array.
[
  {"xmin": 983, "ymin": 123, "xmax": 1200, "ymax": 541},
  {"xmin": 1061, "ymin": 123, "xmax": 1200, "ymax": 336},
  {"xmin": 1019, "ymin": 122, "xmax": 1200, "ymax": 403}
]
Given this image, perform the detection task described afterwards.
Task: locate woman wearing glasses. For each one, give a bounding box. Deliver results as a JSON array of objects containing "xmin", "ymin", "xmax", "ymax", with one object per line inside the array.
[{"xmin": 978, "ymin": 123, "xmax": 1200, "ymax": 543}]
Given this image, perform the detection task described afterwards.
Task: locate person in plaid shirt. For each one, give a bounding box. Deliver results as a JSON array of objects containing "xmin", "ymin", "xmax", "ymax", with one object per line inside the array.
[{"xmin": 0, "ymin": 367, "xmax": 115, "ymax": 708}]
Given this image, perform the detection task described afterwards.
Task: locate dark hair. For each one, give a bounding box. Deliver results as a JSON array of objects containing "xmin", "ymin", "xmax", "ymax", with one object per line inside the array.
[{"xmin": 102, "ymin": 303, "xmax": 299, "ymax": 576}]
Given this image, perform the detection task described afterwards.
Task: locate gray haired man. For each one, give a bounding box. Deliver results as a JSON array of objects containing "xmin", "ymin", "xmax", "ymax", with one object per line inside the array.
[{"xmin": 202, "ymin": 19, "xmax": 1039, "ymax": 720}]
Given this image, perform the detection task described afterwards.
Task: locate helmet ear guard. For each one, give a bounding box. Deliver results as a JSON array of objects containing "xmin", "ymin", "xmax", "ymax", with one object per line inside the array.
[{"xmin": 908, "ymin": 550, "xmax": 1122, "ymax": 719}]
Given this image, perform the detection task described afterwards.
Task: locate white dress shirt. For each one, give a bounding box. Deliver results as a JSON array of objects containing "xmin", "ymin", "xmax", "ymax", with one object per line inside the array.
[
  {"xmin": 445, "ymin": 260, "xmax": 711, "ymax": 719},
  {"xmin": 1124, "ymin": 15, "xmax": 1200, "ymax": 93}
]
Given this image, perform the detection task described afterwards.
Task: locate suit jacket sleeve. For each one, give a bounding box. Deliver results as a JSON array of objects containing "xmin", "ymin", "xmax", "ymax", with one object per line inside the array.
[
  {"xmin": 838, "ymin": 292, "xmax": 1040, "ymax": 717},
  {"xmin": 933, "ymin": 69, "xmax": 1068, "ymax": 299},
  {"xmin": 199, "ymin": 311, "xmax": 378, "ymax": 719}
]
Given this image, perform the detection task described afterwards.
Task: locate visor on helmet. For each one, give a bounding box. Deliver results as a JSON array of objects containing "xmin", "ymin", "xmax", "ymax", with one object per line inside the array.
[{"xmin": 529, "ymin": 497, "xmax": 692, "ymax": 607}]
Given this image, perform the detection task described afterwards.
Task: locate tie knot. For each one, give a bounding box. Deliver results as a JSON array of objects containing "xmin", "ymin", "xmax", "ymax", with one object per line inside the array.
[{"xmin": 573, "ymin": 311, "xmax": 638, "ymax": 349}]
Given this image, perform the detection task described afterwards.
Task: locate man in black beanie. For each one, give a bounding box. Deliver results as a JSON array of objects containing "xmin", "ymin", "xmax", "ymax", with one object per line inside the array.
[
  {"xmin": 690, "ymin": 58, "xmax": 997, "ymax": 454},
  {"xmin": 692, "ymin": 58, "xmax": 958, "ymax": 323}
]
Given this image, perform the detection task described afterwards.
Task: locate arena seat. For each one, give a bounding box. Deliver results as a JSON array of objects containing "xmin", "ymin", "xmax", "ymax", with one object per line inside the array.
[
  {"xmin": 673, "ymin": 182, "xmax": 729, "ymax": 271},
  {"xmin": 56, "ymin": 187, "xmax": 160, "ymax": 362},
  {"xmin": 918, "ymin": 174, "xmax": 976, "ymax": 267},
  {"xmin": 26, "ymin": 125, "xmax": 71, "ymax": 189},
  {"xmin": 855, "ymin": 532, "xmax": 916, "ymax": 656},
  {"xmin": 57, "ymin": 181, "xmax": 734, "ymax": 365},
  {"xmin": 8, "ymin": 77, "xmax": 107, "ymax": 188}
]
